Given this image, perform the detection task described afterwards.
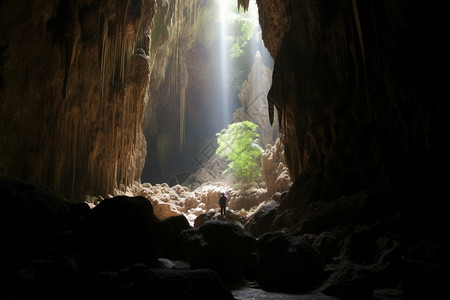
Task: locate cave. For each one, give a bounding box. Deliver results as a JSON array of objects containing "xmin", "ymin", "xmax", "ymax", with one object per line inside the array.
[{"xmin": 0, "ymin": 0, "xmax": 448, "ymax": 299}]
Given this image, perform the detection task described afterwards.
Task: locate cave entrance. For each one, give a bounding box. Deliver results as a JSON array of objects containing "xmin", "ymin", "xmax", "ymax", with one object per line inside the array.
[{"xmin": 141, "ymin": 0, "xmax": 277, "ymax": 187}]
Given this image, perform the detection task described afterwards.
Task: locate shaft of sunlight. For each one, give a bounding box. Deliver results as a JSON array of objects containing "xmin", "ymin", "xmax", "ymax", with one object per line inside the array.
[
  {"xmin": 247, "ymin": 0, "xmax": 260, "ymax": 63},
  {"xmin": 217, "ymin": 0, "xmax": 232, "ymax": 127}
]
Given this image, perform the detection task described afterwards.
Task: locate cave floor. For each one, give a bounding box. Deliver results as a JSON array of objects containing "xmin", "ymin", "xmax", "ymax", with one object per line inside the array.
[
  {"xmin": 230, "ymin": 283, "xmax": 337, "ymax": 300},
  {"xmin": 168, "ymin": 260, "xmax": 402, "ymax": 300},
  {"xmin": 168, "ymin": 259, "xmax": 336, "ymax": 299},
  {"xmin": 230, "ymin": 283, "xmax": 403, "ymax": 299}
]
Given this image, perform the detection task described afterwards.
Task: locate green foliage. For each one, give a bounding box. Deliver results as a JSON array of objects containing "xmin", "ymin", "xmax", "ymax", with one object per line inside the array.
[
  {"xmin": 230, "ymin": 18, "xmax": 253, "ymax": 58},
  {"xmin": 230, "ymin": 42, "xmax": 244, "ymax": 58},
  {"xmin": 216, "ymin": 121, "xmax": 263, "ymax": 185},
  {"xmin": 227, "ymin": 5, "xmax": 262, "ymax": 92}
]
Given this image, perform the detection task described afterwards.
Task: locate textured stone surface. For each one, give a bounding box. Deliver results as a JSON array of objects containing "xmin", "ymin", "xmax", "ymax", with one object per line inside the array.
[
  {"xmin": 0, "ymin": 0, "xmax": 155, "ymax": 199},
  {"xmin": 244, "ymin": 198, "xmax": 280, "ymax": 238},
  {"xmin": 261, "ymin": 138, "xmax": 292, "ymax": 197},
  {"xmin": 257, "ymin": 0, "xmax": 447, "ymax": 197},
  {"xmin": 72, "ymin": 196, "xmax": 170, "ymax": 272},
  {"xmin": 143, "ymin": 0, "xmax": 221, "ymax": 183},
  {"xmin": 255, "ymin": 231, "xmax": 325, "ymax": 292},
  {"xmin": 180, "ymin": 220, "xmax": 257, "ymax": 280},
  {"xmin": 0, "ymin": 177, "xmax": 75, "ymax": 271},
  {"xmin": 233, "ymin": 50, "xmax": 278, "ymax": 147}
]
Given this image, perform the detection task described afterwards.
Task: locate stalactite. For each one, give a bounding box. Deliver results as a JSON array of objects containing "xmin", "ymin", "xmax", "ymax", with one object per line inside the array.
[
  {"xmin": 352, "ymin": 0, "xmax": 369, "ymax": 101},
  {"xmin": 190, "ymin": 1, "xmax": 195, "ymax": 40},
  {"xmin": 100, "ymin": 19, "xmax": 108, "ymax": 99},
  {"xmin": 174, "ymin": 0, "xmax": 186, "ymax": 151},
  {"xmin": 179, "ymin": 60, "xmax": 187, "ymax": 152},
  {"xmin": 120, "ymin": 27, "xmax": 126, "ymax": 83},
  {"xmin": 328, "ymin": 18, "xmax": 349, "ymax": 67},
  {"xmin": 122, "ymin": 92, "xmax": 127, "ymax": 188},
  {"xmin": 175, "ymin": 0, "xmax": 180, "ymax": 93},
  {"xmin": 190, "ymin": 0, "xmax": 198, "ymax": 41},
  {"xmin": 112, "ymin": 36, "xmax": 117, "ymax": 88},
  {"xmin": 352, "ymin": 0, "xmax": 365, "ymax": 66},
  {"xmin": 238, "ymin": 0, "xmax": 250, "ymax": 11}
]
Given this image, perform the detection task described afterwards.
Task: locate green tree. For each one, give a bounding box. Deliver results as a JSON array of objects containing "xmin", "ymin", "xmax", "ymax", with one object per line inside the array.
[
  {"xmin": 216, "ymin": 121, "xmax": 263, "ymax": 186},
  {"xmin": 230, "ymin": 18, "xmax": 253, "ymax": 59}
]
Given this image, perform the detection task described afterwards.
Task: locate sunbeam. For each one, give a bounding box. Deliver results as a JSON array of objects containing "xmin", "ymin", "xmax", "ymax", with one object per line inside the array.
[{"xmin": 216, "ymin": 0, "xmax": 233, "ymax": 127}]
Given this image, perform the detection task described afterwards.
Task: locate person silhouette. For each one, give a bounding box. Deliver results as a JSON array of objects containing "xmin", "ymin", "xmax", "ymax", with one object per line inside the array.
[{"xmin": 219, "ymin": 192, "xmax": 227, "ymax": 216}]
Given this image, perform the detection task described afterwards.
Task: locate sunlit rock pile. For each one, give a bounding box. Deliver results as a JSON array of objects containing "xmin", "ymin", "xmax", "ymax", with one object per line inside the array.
[
  {"xmin": 90, "ymin": 171, "xmax": 269, "ymax": 227},
  {"xmin": 87, "ymin": 138, "xmax": 292, "ymax": 227}
]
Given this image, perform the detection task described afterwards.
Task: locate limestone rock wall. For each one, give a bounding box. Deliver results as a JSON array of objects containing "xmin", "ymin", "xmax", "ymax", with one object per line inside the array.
[
  {"xmin": 143, "ymin": 0, "xmax": 219, "ymax": 183},
  {"xmin": 0, "ymin": 0, "xmax": 156, "ymax": 199},
  {"xmin": 262, "ymin": 138, "xmax": 292, "ymax": 197},
  {"xmin": 255, "ymin": 0, "xmax": 448, "ymax": 201}
]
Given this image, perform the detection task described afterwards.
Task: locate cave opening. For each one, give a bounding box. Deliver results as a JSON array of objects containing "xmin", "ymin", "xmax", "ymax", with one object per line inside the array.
[
  {"xmin": 106, "ymin": 0, "xmax": 289, "ymax": 229},
  {"xmin": 141, "ymin": 0, "xmax": 276, "ymax": 191}
]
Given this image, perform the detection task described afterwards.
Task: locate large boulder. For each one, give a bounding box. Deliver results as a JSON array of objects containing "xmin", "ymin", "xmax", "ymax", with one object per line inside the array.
[
  {"xmin": 321, "ymin": 260, "xmax": 374, "ymax": 299},
  {"xmin": 244, "ymin": 199, "xmax": 280, "ymax": 238},
  {"xmin": 160, "ymin": 215, "xmax": 192, "ymax": 260},
  {"xmin": 180, "ymin": 220, "xmax": 257, "ymax": 280},
  {"xmin": 227, "ymin": 186, "xmax": 269, "ymax": 211},
  {"xmin": 194, "ymin": 211, "xmax": 216, "ymax": 228},
  {"xmin": 255, "ymin": 231, "xmax": 325, "ymax": 293},
  {"xmin": 72, "ymin": 196, "xmax": 171, "ymax": 272},
  {"xmin": 195, "ymin": 209, "xmax": 247, "ymax": 228},
  {"xmin": 0, "ymin": 177, "xmax": 76, "ymax": 271},
  {"xmin": 197, "ymin": 185, "xmax": 232, "ymax": 211},
  {"xmin": 312, "ymin": 231, "xmax": 339, "ymax": 262},
  {"xmin": 149, "ymin": 199, "xmax": 183, "ymax": 220},
  {"xmin": 215, "ymin": 209, "xmax": 248, "ymax": 226}
]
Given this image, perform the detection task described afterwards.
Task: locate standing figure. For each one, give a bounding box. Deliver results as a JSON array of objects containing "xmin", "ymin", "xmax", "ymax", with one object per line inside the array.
[{"xmin": 219, "ymin": 192, "xmax": 227, "ymax": 216}]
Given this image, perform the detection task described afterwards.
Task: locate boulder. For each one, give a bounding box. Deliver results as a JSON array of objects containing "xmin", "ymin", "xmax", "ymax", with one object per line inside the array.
[
  {"xmin": 244, "ymin": 199, "xmax": 280, "ymax": 238},
  {"xmin": 149, "ymin": 198, "xmax": 182, "ymax": 220},
  {"xmin": 312, "ymin": 231, "xmax": 339, "ymax": 261},
  {"xmin": 180, "ymin": 220, "xmax": 257, "ymax": 280},
  {"xmin": 228, "ymin": 187, "xmax": 269, "ymax": 211},
  {"xmin": 321, "ymin": 260, "xmax": 374, "ymax": 299},
  {"xmin": 194, "ymin": 210, "xmax": 216, "ymax": 228},
  {"xmin": 194, "ymin": 209, "xmax": 248, "ymax": 229},
  {"xmin": 255, "ymin": 231, "xmax": 325, "ymax": 292},
  {"xmin": 160, "ymin": 215, "xmax": 192, "ymax": 260},
  {"xmin": 215, "ymin": 209, "xmax": 247, "ymax": 226},
  {"xmin": 199, "ymin": 187, "xmax": 231, "ymax": 210},
  {"xmin": 0, "ymin": 177, "xmax": 75, "ymax": 271},
  {"xmin": 72, "ymin": 196, "xmax": 171, "ymax": 273}
]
